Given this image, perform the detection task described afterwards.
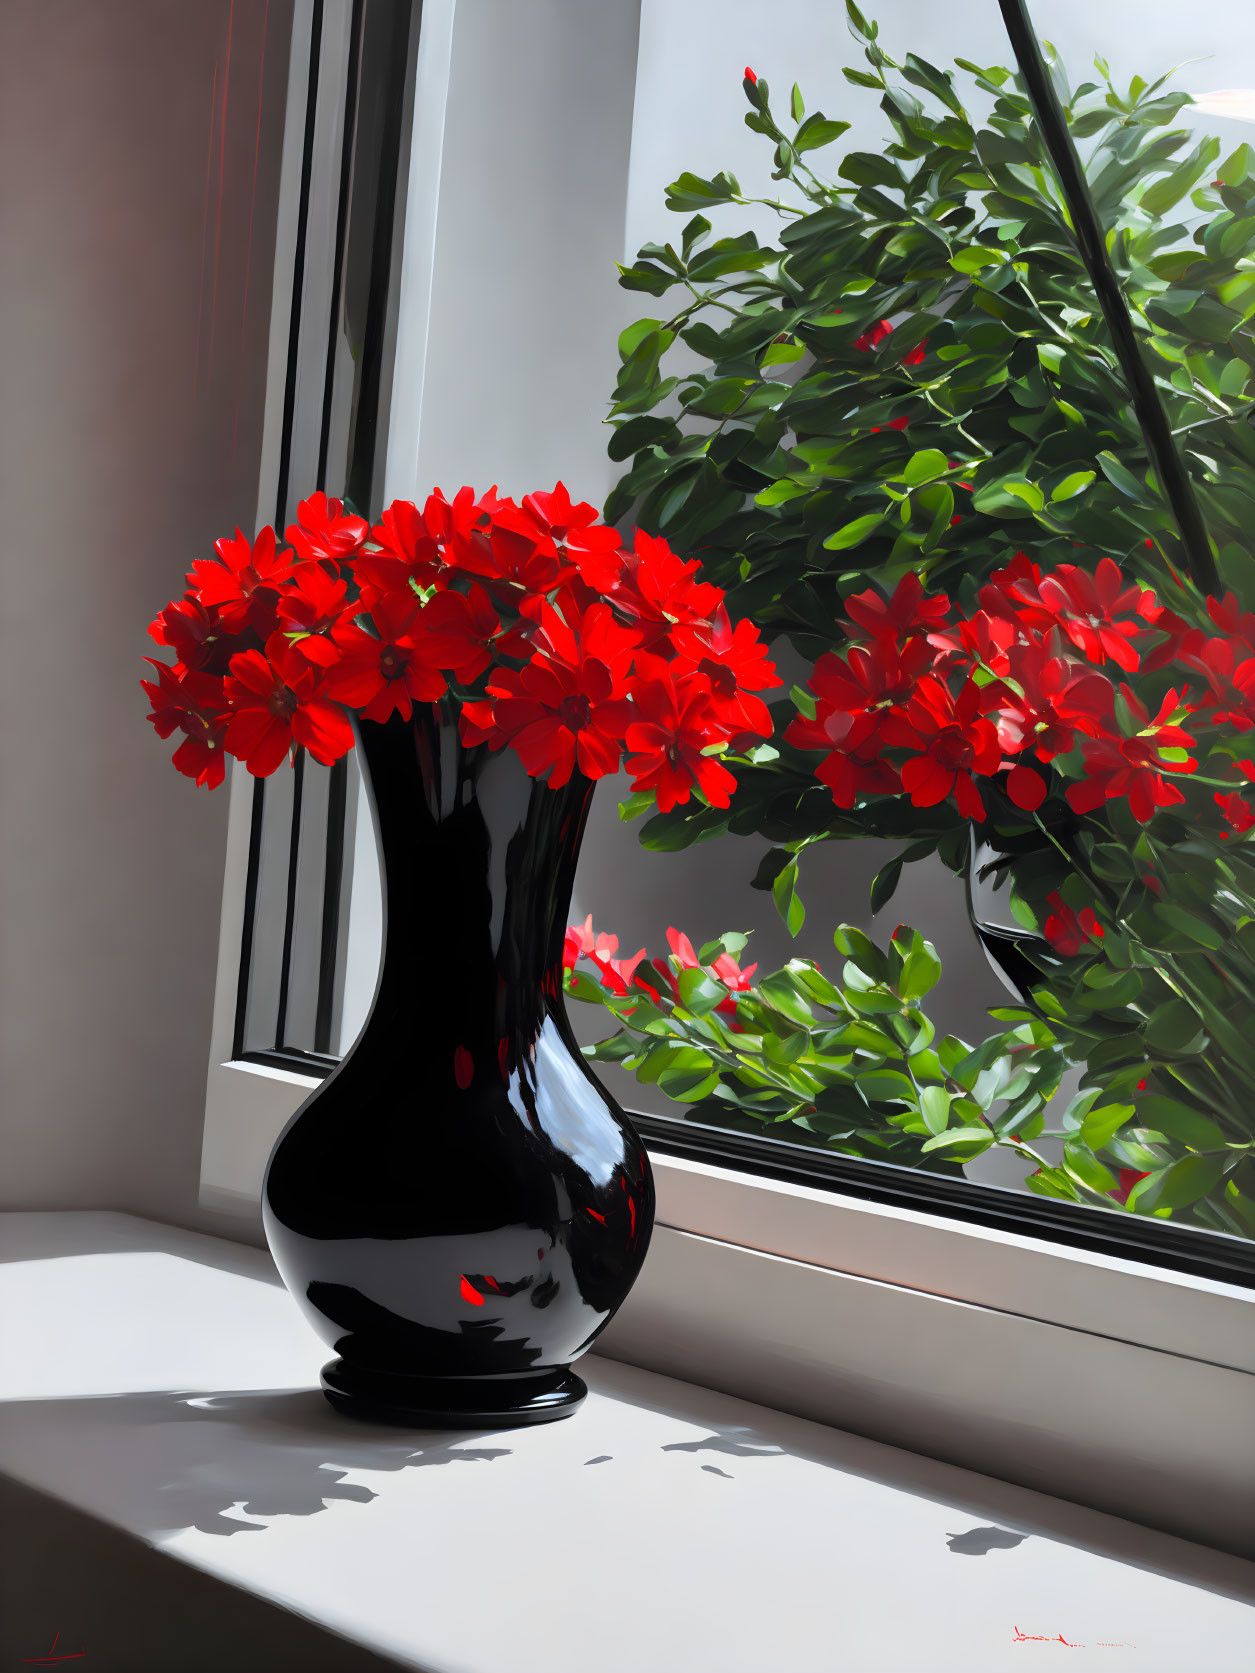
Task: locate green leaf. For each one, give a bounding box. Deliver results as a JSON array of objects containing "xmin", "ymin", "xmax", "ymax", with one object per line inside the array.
[
  {"xmin": 664, "ymin": 171, "xmax": 741, "ymax": 211},
  {"xmin": 900, "ymin": 53, "xmax": 966, "ymax": 118},
  {"xmin": 1096, "ymin": 450, "xmax": 1148, "ymax": 501},
  {"xmin": 919, "ymin": 1084, "xmax": 951, "ymax": 1135},
  {"xmin": 1064, "ymin": 1139, "xmax": 1118, "ymax": 1196},
  {"xmin": 1218, "ymin": 142, "xmax": 1255, "ymax": 187},
  {"xmin": 1152, "ymin": 903, "xmax": 1224, "ymax": 950},
  {"xmin": 1144, "ymin": 997, "xmax": 1207, "ymax": 1054},
  {"xmin": 971, "ymin": 474, "xmax": 1043, "ymax": 516},
  {"xmin": 1148, "ymin": 1153, "xmax": 1227, "ymax": 1211},
  {"xmin": 1137, "ymin": 135, "xmax": 1221, "ymax": 216},
  {"xmin": 920, "ymin": 1126, "xmax": 993, "ymax": 1154},
  {"xmin": 950, "ymin": 246, "xmax": 1005, "ymax": 274},
  {"xmin": 677, "ymin": 967, "xmax": 727, "ymax": 1016},
  {"xmin": 1051, "ymin": 469, "xmax": 1096, "ymax": 501},
  {"xmin": 617, "ymin": 791, "xmax": 656, "ymax": 822},
  {"xmin": 902, "ymin": 448, "xmax": 949, "ymax": 486},
  {"xmin": 758, "ymin": 972, "xmax": 815, "ymax": 1027},
  {"xmin": 1136, "ymin": 1096, "xmax": 1228, "ymax": 1153},
  {"xmin": 756, "ymin": 478, "xmax": 810, "ymax": 507},
  {"xmin": 869, "ymin": 857, "xmax": 903, "ymax": 915},
  {"xmin": 899, "ymin": 942, "xmax": 942, "ymax": 1001},
  {"xmin": 794, "ymin": 116, "xmax": 852, "ymax": 154},
  {"xmin": 1080, "ymin": 1102, "xmax": 1135, "ymax": 1152},
  {"xmin": 772, "ymin": 860, "xmax": 805, "ymax": 936},
  {"xmin": 791, "ymin": 83, "xmax": 805, "ymax": 124},
  {"xmin": 834, "ymin": 925, "xmax": 890, "ymax": 983},
  {"xmin": 838, "ymin": 152, "xmax": 906, "ymax": 191},
  {"xmin": 823, "ymin": 513, "xmax": 884, "ymax": 550},
  {"xmin": 761, "ymin": 339, "xmax": 806, "ymax": 368}
]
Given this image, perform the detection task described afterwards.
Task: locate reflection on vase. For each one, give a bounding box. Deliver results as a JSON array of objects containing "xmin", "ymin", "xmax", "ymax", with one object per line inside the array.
[
  {"xmin": 965, "ymin": 829, "xmax": 1063, "ymax": 1005},
  {"xmin": 262, "ymin": 705, "xmax": 654, "ymax": 1427}
]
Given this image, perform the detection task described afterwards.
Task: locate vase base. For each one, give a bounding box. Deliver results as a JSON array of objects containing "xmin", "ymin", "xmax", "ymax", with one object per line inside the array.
[{"xmin": 320, "ymin": 1359, "xmax": 587, "ymax": 1428}]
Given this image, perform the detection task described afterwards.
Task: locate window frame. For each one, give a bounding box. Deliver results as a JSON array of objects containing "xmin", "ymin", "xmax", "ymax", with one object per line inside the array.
[{"xmin": 200, "ymin": 0, "xmax": 1255, "ymax": 1552}]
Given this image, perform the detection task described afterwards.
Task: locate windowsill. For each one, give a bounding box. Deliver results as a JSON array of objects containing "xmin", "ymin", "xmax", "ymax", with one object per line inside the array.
[
  {"xmin": 198, "ymin": 1058, "xmax": 1255, "ymax": 1555},
  {"xmin": 2, "ymin": 1210, "xmax": 1252, "ymax": 1672}
]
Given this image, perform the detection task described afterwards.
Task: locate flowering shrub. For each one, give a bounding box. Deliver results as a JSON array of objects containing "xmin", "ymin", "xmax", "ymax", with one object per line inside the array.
[
  {"xmin": 597, "ymin": 8, "xmax": 1255, "ymax": 1240},
  {"xmin": 143, "ymin": 484, "xmax": 780, "ymax": 806},
  {"xmin": 566, "ymin": 917, "xmax": 1095, "ymax": 1186}
]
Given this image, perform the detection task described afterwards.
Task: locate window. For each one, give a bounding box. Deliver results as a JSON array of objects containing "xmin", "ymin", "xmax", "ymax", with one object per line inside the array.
[
  {"xmin": 197, "ymin": 0, "xmax": 1255, "ymax": 1551},
  {"xmin": 207, "ymin": 0, "xmax": 1254, "ymax": 1289}
]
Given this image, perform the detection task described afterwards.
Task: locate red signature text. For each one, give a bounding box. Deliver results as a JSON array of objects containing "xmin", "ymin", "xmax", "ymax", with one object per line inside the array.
[{"xmin": 1013, "ymin": 1627, "xmax": 1134, "ymax": 1649}]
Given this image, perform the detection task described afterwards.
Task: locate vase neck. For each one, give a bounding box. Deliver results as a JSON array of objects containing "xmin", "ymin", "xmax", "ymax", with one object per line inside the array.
[{"xmin": 354, "ymin": 709, "xmax": 591, "ymax": 1034}]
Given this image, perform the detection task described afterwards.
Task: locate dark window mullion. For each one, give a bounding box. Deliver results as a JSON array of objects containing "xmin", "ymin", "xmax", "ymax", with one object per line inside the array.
[{"xmin": 273, "ymin": 747, "xmax": 307, "ymax": 1051}]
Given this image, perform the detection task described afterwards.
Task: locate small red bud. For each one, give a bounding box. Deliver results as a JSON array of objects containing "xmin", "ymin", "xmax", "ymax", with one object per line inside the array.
[{"xmin": 744, "ymin": 65, "xmax": 757, "ymax": 84}]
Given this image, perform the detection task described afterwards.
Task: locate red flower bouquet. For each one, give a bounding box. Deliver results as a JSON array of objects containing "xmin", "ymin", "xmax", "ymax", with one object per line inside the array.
[{"xmin": 143, "ymin": 483, "xmax": 781, "ymax": 806}]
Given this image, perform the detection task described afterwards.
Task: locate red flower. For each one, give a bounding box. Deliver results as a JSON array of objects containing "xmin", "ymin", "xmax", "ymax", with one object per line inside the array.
[
  {"xmin": 1180, "ymin": 636, "xmax": 1255, "ymax": 729},
  {"xmin": 744, "ymin": 66, "xmax": 757, "ymax": 84},
  {"xmin": 1035, "ymin": 557, "xmax": 1151, "ymax": 672},
  {"xmin": 141, "ymin": 662, "xmax": 229, "ymax": 788},
  {"xmin": 564, "ymin": 914, "xmax": 620, "ymax": 968},
  {"xmin": 879, "ymin": 676, "xmax": 1002, "ymax": 820},
  {"xmin": 420, "ymin": 584, "xmax": 501, "ymax": 682},
  {"xmin": 444, "ymin": 502, "xmax": 571, "ymax": 599},
  {"xmin": 612, "ymin": 532, "xmax": 721, "ymax": 651},
  {"xmin": 668, "ymin": 927, "xmax": 700, "ymax": 969},
  {"xmin": 1215, "ymin": 790, "xmax": 1255, "ymax": 833},
  {"xmin": 355, "ymin": 500, "xmax": 442, "ymax": 607},
  {"xmin": 284, "ymin": 491, "xmax": 369, "ymax": 565},
  {"xmin": 592, "ymin": 944, "xmax": 650, "ymax": 996},
  {"xmin": 853, "ymin": 318, "xmax": 894, "ymax": 352},
  {"xmin": 1042, "ymin": 891, "xmax": 1105, "ymax": 956},
  {"xmin": 148, "ymin": 594, "xmax": 234, "ymax": 675},
  {"xmin": 521, "ymin": 482, "xmax": 624, "ymax": 592},
  {"xmin": 956, "ymin": 609, "xmax": 1018, "ymax": 678},
  {"xmin": 322, "ymin": 595, "xmax": 447, "ymax": 723},
  {"xmin": 624, "ymin": 675, "xmax": 737, "ymax": 813},
  {"xmin": 667, "ymin": 606, "xmax": 780, "ymax": 742},
  {"xmin": 993, "ymin": 641, "xmax": 1113, "ymax": 761},
  {"xmin": 468, "ymin": 608, "xmax": 635, "ymax": 786},
  {"xmin": 1206, "ymin": 590, "xmax": 1255, "ymax": 651},
  {"xmin": 980, "ymin": 552, "xmax": 1049, "ymax": 627},
  {"xmin": 785, "ymin": 643, "xmax": 927, "ymax": 807},
  {"xmin": 711, "ymin": 948, "xmax": 756, "ymax": 990},
  {"xmin": 276, "ymin": 564, "xmax": 351, "ymax": 639},
  {"xmin": 222, "ymin": 633, "xmax": 355, "ymax": 775},
  {"xmin": 1066, "ymin": 687, "xmax": 1196, "ymax": 824},
  {"xmin": 187, "ymin": 525, "xmax": 291, "ymax": 637},
  {"xmin": 563, "ymin": 916, "xmax": 649, "ymax": 995},
  {"xmin": 843, "ymin": 572, "xmax": 952, "ymax": 644},
  {"xmin": 901, "ymin": 337, "xmax": 929, "ymax": 367}
]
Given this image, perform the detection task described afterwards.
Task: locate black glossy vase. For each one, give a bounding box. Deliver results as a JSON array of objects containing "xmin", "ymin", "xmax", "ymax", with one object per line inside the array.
[{"xmin": 262, "ymin": 706, "xmax": 654, "ymax": 1428}]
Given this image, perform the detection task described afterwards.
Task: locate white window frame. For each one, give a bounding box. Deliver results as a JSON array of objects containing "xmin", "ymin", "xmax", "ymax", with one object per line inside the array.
[{"xmin": 199, "ymin": 0, "xmax": 1255, "ymax": 1558}]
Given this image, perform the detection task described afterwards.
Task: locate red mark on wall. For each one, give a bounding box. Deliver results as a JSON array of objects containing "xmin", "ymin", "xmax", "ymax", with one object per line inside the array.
[
  {"xmin": 207, "ymin": 0, "xmax": 236, "ymax": 367},
  {"xmin": 193, "ymin": 61, "xmax": 218, "ymax": 397},
  {"xmin": 22, "ymin": 1632, "xmax": 86, "ymax": 1663}
]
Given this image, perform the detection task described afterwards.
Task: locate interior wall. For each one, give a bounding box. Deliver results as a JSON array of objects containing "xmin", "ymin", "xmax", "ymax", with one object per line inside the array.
[{"xmin": 0, "ymin": 0, "xmax": 291, "ymax": 1233}]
